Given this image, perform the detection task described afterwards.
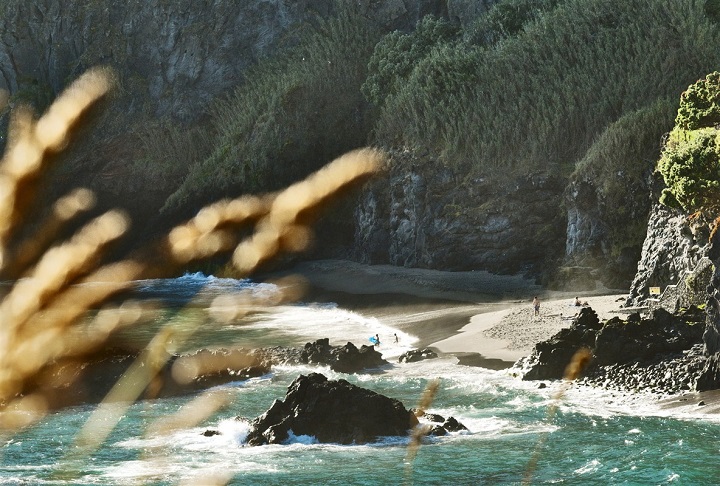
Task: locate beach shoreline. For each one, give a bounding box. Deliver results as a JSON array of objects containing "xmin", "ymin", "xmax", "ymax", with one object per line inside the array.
[{"xmin": 274, "ymin": 259, "xmax": 630, "ymax": 366}]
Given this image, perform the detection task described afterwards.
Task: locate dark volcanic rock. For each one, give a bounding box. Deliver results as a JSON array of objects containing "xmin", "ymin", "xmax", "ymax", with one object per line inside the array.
[
  {"xmin": 245, "ymin": 373, "xmax": 418, "ymax": 445},
  {"xmin": 410, "ymin": 409, "xmax": 468, "ymax": 436},
  {"xmin": 250, "ymin": 339, "xmax": 388, "ymax": 373},
  {"xmin": 353, "ymin": 150, "xmax": 566, "ymax": 275},
  {"xmin": 593, "ymin": 308, "xmax": 704, "ymax": 366},
  {"xmin": 300, "ymin": 338, "xmax": 388, "ymax": 373},
  {"xmin": 398, "ymin": 348, "xmax": 438, "ymax": 363},
  {"xmin": 518, "ymin": 307, "xmax": 601, "ymax": 380},
  {"xmin": 697, "ymin": 225, "xmax": 720, "ymax": 390},
  {"xmin": 26, "ymin": 339, "xmax": 387, "ymax": 412},
  {"xmin": 626, "ymin": 203, "xmax": 709, "ymax": 307},
  {"xmin": 516, "ymin": 306, "xmax": 706, "ymax": 393}
]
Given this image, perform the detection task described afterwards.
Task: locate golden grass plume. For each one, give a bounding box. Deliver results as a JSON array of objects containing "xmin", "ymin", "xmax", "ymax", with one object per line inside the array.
[
  {"xmin": 522, "ymin": 347, "xmax": 592, "ymax": 485},
  {"xmin": 0, "ymin": 64, "xmax": 384, "ymax": 480}
]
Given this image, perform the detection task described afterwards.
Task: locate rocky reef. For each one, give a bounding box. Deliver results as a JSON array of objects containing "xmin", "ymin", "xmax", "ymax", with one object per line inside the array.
[
  {"xmin": 261, "ymin": 338, "xmax": 389, "ymax": 373},
  {"xmin": 243, "ymin": 372, "xmax": 466, "ymax": 445},
  {"xmin": 244, "ymin": 373, "xmax": 417, "ymax": 445},
  {"xmin": 515, "ymin": 306, "xmax": 707, "ymax": 394},
  {"xmin": 398, "ymin": 348, "xmax": 438, "ymax": 363},
  {"xmin": 22, "ymin": 338, "xmax": 388, "ymax": 411}
]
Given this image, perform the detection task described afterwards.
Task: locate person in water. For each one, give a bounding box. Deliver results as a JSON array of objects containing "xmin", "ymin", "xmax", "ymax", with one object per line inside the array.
[
  {"xmin": 394, "ymin": 333, "xmax": 399, "ymax": 343},
  {"xmin": 375, "ymin": 334, "xmax": 380, "ymax": 346}
]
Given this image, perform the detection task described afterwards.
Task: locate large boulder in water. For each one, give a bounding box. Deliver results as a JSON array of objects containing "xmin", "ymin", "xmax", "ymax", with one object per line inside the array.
[
  {"xmin": 398, "ymin": 348, "xmax": 438, "ymax": 363},
  {"xmin": 300, "ymin": 338, "xmax": 388, "ymax": 373},
  {"xmin": 245, "ymin": 373, "xmax": 419, "ymax": 445}
]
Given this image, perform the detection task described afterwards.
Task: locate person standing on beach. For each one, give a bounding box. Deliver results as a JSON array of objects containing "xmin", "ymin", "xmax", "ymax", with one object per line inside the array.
[{"xmin": 532, "ymin": 296, "xmax": 540, "ymax": 316}]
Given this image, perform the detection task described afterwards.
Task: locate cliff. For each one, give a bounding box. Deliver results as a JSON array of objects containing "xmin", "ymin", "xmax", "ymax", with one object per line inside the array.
[
  {"xmin": 353, "ymin": 150, "xmax": 566, "ymax": 276},
  {"xmin": 1, "ymin": 0, "xmax": 716, "ymax": 289},
  {"xmin": 0, "ymin": 0, "xmax": 484, "ymax": 243}
]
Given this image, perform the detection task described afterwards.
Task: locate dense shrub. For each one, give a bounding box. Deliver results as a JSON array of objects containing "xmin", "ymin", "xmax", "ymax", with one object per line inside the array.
[
  {"xmin": 658, "ymin": 128, "xmax": 720, "ymax": 211},
  {"xmin": 373, "ymin": 0, "xmax": 720, "ymax": 181},
  {"xmin": 571, "ymin": 99, "xmax": 676, "ymax": 253},
  {"xmin": 362, "ymin": 16, "xmax": 460, "ymax": 107},
  {"xmin": 675, "ymin": 71, "xmax": 720, "ymax": 130},
  {"xmin": 658, "ymin": 72, "xmax": 720, "ymax": 212},
  {"xmin": 464, "ymin": 0, "xmax": 563, "ymax": 46}
]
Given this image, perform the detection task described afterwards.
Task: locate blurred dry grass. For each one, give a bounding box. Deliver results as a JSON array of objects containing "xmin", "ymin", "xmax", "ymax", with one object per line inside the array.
[
  {"xmin": 0, "ymin": 67, "xmax": 383, "ymax": 482},
  {"xmin": 404, "ymin": 378, "xmax": 440, "ymax": 485},
  {"xmin": 522, "ymin": 347, "xmax": 592, "ymax": 485}
]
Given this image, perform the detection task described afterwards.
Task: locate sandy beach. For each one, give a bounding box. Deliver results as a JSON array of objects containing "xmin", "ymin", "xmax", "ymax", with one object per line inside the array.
[
  {"xmin": 278, "ymin": 259, "xmax": 632, "ymax": 366},
  {"xmin": 431, "ymin": 293, "xmax": 630, "ymax": 363}
]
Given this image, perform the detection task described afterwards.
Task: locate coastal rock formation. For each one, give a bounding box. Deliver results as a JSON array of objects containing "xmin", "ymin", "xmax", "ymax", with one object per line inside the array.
[
  {"xmin": 0, "ymin": 0, "xmax": 457, "ymax": 118},
  {"xmin": 24, "ymin": 339, "xmax": 385, "ymax": 411},
  {"xmin": 563, "ymin": 176, "xmax": 646, "ymax": 290},
  {"xmin": 411, "ymin": 410, "xmax": 468, "ymax": 436},
  {"xmin": 398, "ymin": 348, "xmax": 438, "ymax": 363},
  {"xmin": 245, "ymin": 373, "xmax": 418, "ymax": 445},
  {"xmin": 697, "ymin": 227, "xmax": 720, "ymax": 390},
  {"xmin": 516, "ymin": 306, "xmax": 706, "ymax": 393},
  {"xmin": 0, "ymin": 0, "xmax": 472, "ymax": 251},
  {"xmin": 353, "ymin": 150, "xmax": 566, "ymax": 275},
  {"xmin": 29, "ymin": 348, "xmax": 274, "ymax": 408},
  {"xmin": 626, "ymin": 203, "xmax": 710, "ymax": 306},
  {"xmin": 261, "ymin": 338, "xmax": 388, "ymax": 373}
]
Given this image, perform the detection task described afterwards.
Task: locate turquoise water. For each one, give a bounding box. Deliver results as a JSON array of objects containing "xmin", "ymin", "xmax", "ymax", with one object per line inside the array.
[{"xmin": 1, "ymin": 275, "xmax": 719, "ymax": 485}]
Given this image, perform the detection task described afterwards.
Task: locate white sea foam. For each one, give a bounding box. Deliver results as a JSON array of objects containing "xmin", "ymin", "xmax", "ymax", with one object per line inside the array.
[
  {"xmin": 244, "ymin": 304, "xmax": 418, "ymax": 359},
  {"xmin": 285, "ymin": 430, "xmax": 318, "ymax": 445},
  {"xmin": 574, "ymin": 459, "xmax": 602, "ymax": 475}
]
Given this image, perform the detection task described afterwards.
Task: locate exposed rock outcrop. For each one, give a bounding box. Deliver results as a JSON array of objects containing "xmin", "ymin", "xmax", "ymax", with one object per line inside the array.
[
  {"xmin": 515, "ymin": 306, "xmax": 706, "ymax": 393},
  {"xmin": 626, "ymin": 203, "xmax": 710, "ymax": 307},
  {"xmin": 244, "ymin": 373, "xmax": 468, "ymax": 445},
  {"xmin": 398, "ymin": 348, "xmax": 438, "ymax": 363},
  {"xmin": 696, "ymin": 226, "xmax": 720, "ymax": 390},
  {"xmin": 0, "ymin": 0, "xmax": 461, "ymax": 119},
  {"xmin": 257, "ymin": 338, "xmax": 388, "ymax": 373},
  {"xmin": 245, "ymin": 373, "xmax": 418, "ymax": 445},
  {"xmin": 353, "ymin": 150, "xmax": 566, "ymax": 275},
  {"xmin": 563, "ymin": 177, "xmax": 648, "ymax": 290},
  {"xmin": 411, "ymin": 409, "xmax": 469, "ymax": 436},
  {"xmin": 297, "ymin": 338, "xmax": 388, "ymax": 373},
  {"xmin": 23, "ymin": 339, "xmax": 386, "ymax": 411}
]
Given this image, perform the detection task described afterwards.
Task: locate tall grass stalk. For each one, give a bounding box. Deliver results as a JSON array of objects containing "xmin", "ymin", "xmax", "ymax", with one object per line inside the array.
[{"xmin": 0, "ymin": 66, "xmax": 383, "ymax": 485}]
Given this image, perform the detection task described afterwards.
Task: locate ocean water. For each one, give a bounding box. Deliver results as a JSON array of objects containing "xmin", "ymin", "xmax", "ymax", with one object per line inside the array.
[{"xmin": 1, "ymin": 274, "xmax": 719, "ymax": 485}]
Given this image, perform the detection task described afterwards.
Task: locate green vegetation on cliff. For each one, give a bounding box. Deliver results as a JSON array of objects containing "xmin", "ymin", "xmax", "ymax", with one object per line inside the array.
[
  {"xmin": 163, "ymin": 6, "xmax": 380, "ymax": 213},
  {"xmin": 6, "ymin": 0, "xmax": 720, "ymax": 272},
  {"xmin": 373, "ymin": 0, "xmax": 720, "ymax": 179},
  {"xmin": 572, "ymin": 99, "xmax": 677, "ymax": 253},
  {"xmin": 148, "ymin": 0, "xmax": 720, "ymax": 276},
  {"xmin": 161, "ymin": 0, "xmax": 720, "ymax": 221},
  {"xmin": 658, "ymin": 71, "xmax": 720, "ymax": 212}
]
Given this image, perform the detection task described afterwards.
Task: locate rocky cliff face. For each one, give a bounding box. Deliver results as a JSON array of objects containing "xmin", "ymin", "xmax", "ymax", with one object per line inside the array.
[
  {"xmin": 0, "ymin": 0, "xmax": 470, "ymax": 119},
  {"xmin": 697, "ymin": 227, "xmax": 720, "ymax": 390},
  {"xmin": 353, "ymin": 151, "xmax": 567, "ymax": 275},
  {"xmin": 563, "ymin": 172, "xmax": 651, "ymax": 289},
  {"xmin": 625, "ymin": 203, "xmax": 710, "ymax": 306},
  {"xmin": 0, "ymin": 0, "xmax": 500, "ymax": 248}
]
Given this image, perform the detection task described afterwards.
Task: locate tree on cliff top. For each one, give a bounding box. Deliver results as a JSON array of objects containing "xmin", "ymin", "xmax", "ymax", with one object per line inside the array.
[{"xmin": 658, "ymin": 72, "xmax": 720, "ymax": 212}]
